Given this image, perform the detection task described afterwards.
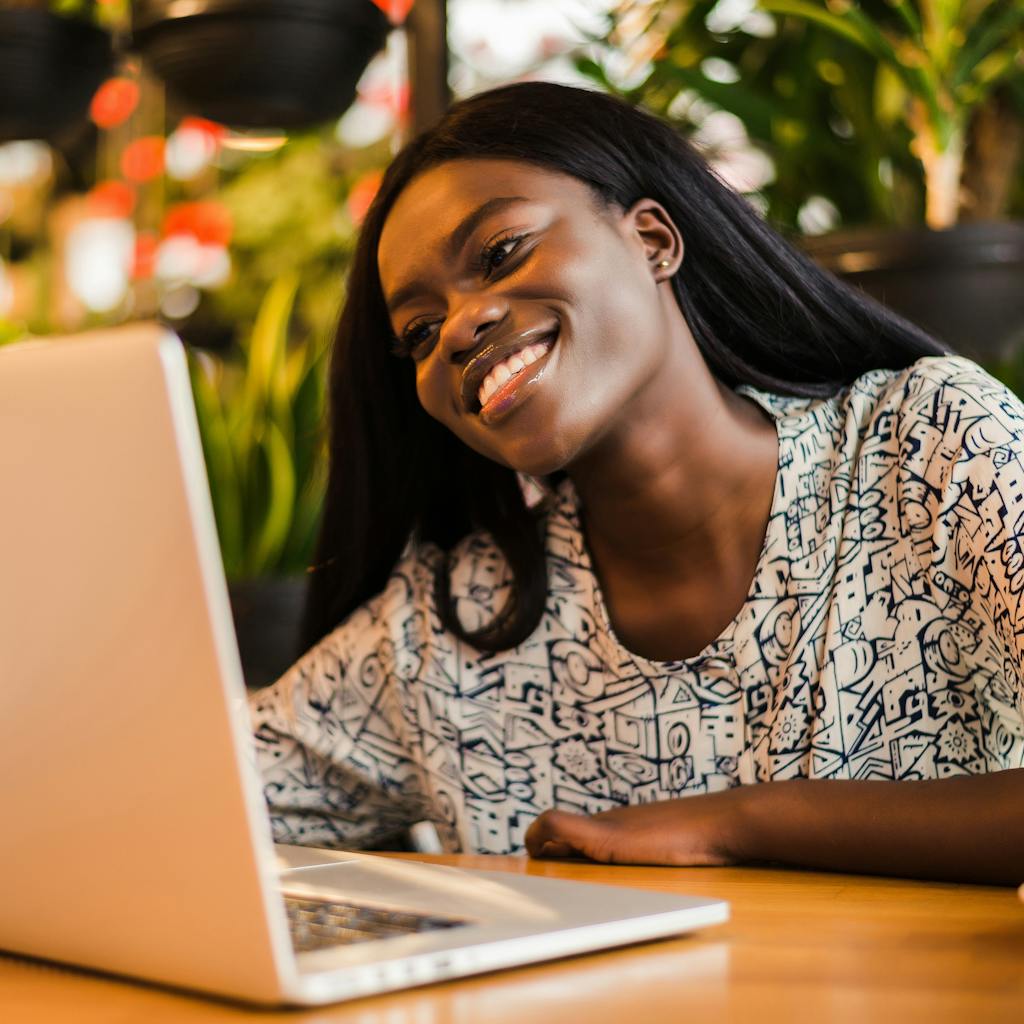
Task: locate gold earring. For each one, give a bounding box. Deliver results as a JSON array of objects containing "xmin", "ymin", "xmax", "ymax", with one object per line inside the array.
[{"xmin": 657, "ymin": 259, "xmax": 670, "ymax": 268}]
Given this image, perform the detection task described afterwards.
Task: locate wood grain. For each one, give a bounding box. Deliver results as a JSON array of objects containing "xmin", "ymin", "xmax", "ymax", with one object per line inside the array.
[{"xmin": 3, "ymin": 856, "xmax": 1022, "ymax": 1023}]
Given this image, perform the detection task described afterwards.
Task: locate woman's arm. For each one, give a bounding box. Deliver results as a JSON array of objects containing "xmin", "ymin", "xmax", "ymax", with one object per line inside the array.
[
  {"xmin": 525, "ymin": 768, "xmax": 1024, "ymax": 885},
  {"xmin": 249, "ymin": 571, "xmax": 442, "ymax": 850}
]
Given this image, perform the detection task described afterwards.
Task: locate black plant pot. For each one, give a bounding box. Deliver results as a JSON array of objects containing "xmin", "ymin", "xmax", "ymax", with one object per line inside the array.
[
  {"xmin": 131, "ymin": 0, "xmax": 392, "ymax": 128},
  {"xmin": 0, "ymin": 7, "xmax": 114, "ymax": 144},
  {"xmin": 803, "ymin": 221, "xmax": 1024, "ymax": 363},
  {"xmin": 228, "ymin": 577, "xmax": 307, "ymax": 689}
]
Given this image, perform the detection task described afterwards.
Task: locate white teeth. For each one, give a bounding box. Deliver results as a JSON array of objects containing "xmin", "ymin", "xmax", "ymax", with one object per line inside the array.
[{"xmin": 476, "ymin": 338, "xmax": 554, "ymax": 410}]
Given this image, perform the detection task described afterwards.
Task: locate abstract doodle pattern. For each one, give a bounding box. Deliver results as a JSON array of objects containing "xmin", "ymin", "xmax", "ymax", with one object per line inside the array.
[{"xmin": 250, "ymin": 356, "xmax": 1024, "ymax": 853}]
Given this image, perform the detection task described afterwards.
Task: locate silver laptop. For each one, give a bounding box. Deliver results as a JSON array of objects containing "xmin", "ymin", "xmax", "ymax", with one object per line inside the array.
[{"xmin": 0, "ymin": 323, "xmax": 728, "ymax": 1006}]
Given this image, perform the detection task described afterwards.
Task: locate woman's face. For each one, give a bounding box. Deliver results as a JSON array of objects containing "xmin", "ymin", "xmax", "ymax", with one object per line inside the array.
[{"xmin": 377, "ymin": 158, "xmax": 683, "ymax": 477}]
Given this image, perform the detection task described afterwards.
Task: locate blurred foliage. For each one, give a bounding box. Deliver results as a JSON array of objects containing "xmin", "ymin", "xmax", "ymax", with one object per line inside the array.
[
  {"xmin": 208, "ymin": 132, "xmax": 374, "ymax": 347},
  {"xmin": 188, "ymin": 273, "xmax": 329, "ymax": 579},
  {"xmin": 757, "ymin": 0, "xmax": 1024, "ymax": 227},
  {"xmin": 177, "ymin": 129, "xmax": 387, "ymax": 579},
  {"xmin": 49, "ymin": 0, "xmax": 130, "ymax": 29},
  {"xmin": 583, "ymin": 0, "xmax": 1024, "ymax": 233}
]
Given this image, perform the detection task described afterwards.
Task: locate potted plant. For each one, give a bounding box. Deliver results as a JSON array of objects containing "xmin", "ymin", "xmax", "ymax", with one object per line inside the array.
[
  {"xmin": 0, "ymin": 0, "xmax": 119, "ymax": 144},
  {"xmin": 589, "ymin": 0, "xmax": 1024, "ymax": 359},
  {"xmin": 188, "ymin": 272, "xmax": 329, "ymax": 687},
  {"xmin": 130, "ymin": 0, "xmax": 395, "ymax": 128},
  {"xmin": 763, "ymin": 0, "xmax": 1024, "ymax": 359}
]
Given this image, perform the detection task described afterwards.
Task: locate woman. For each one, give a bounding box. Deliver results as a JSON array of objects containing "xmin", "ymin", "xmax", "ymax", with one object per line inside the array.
[{"xmin": 251, "ymin": 82, "xmax": 1024, "ymax": 885}]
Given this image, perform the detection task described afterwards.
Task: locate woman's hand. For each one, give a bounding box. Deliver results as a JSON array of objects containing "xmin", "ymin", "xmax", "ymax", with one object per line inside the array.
[{"xmin": 524, "ymin": 790, "xmax": 751, "ymax": 866}]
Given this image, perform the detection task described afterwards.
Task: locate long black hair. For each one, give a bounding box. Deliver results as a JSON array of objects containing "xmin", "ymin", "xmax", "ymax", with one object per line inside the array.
[{"xmin": 301, "ymin": 81, "xmax": 947, "ymax": 655}]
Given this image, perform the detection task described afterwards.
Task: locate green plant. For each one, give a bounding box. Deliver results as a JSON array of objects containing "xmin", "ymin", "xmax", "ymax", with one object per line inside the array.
[
  {"xmin": 759, "ymin": 0, "xmax": 1024, "ymax": 227},
  {"xmin": 188, "ymin": 273, "xmax": 328, "ymax": 579},
  {"xmin": 588, "ymin": 1, "xmax": 1023, "ymax": 231}
]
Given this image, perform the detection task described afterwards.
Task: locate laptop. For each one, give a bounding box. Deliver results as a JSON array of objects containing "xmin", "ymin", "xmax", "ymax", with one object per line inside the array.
[{"xmin": 0, "ymin": 323, "xmax": 728, "ymax": 1006}]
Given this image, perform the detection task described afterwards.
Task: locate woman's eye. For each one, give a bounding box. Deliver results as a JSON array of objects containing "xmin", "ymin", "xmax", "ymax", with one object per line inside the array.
[
  {"xmin": 480, "ymin": 234, "xmax": 526, "ymax": 278},
  {"xmin": 393, "ymin": 320, "xmax": 439, "ymax": 359}
]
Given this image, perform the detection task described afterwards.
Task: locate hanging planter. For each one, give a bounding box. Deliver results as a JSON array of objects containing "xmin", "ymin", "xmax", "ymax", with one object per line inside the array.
[
  {"xmin": 803, "ymin": 221, "xmax": 1024, "ymax": 363},
  {"xmin": 0, "ymin": 5, "xmax": 114, "ymax": 144},
  {"xmin": 131, "ymin": 0, "xmax": 394, "ymax": 129}
]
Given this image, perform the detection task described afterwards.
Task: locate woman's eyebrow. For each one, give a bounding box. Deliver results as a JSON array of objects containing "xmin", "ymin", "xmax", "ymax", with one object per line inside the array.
[
  {"xmin": 445, "ymin": 195, "xmax": 529, "ymax": 261},
  {"xmin": 385, "ymin": 195, "xmax": 530, "ymax": 315}
]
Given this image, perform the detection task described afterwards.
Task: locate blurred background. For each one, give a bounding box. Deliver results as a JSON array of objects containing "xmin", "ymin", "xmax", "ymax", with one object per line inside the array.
[{"xmin": 1, "ymin": 0, "xmax": 1022, "ymax": 686}]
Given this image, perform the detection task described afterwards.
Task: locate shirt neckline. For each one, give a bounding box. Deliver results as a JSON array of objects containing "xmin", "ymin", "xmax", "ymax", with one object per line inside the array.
[{"xmin": 550, "ymin": 384, "xmax": 808, "ymax": 672}]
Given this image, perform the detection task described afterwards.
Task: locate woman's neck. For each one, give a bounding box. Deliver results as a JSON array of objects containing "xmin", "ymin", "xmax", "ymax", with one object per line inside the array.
[{"xmin": 567, "ymin": 340, "xmax": 779, "ymax": 595}]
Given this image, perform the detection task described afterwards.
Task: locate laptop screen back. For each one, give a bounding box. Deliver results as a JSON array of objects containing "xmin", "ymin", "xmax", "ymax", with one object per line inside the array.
[{"xmin": 0, "ymin": 324, "xmax": 293, "ymax": 1001}]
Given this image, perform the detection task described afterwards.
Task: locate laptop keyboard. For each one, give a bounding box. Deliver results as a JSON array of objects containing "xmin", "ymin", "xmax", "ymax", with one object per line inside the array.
[{"xmin": 284, "ymin": 895, "xmax": 465, "ymax": 953}]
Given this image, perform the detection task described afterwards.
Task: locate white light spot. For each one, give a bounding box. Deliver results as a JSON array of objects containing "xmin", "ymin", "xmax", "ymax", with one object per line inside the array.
[
  {"xmin": 745, "ymin": 192, "xmax": 769, "ymax": 217},
  {"xmin": 692, "ymin": 109, "xmax": 749, "ymax": 151},
  {"xmin": 701, "ymin": 58, "xmax": 741, "ymax": 84},
  {"xmin": 156, "ymin": 235, "xmax": 201, "ymax": 283},
  {"xmin": 741, "ymin": 11, "xmax": 776, "ymax": 37},
  {"xmin": 878, "ymin": 157, "xmax": 894, "ymax": 189},
  {"xmin": 65, "ymin": 218, "xmax": 134, "ymax": 312},
  {"xmin": 160, "ymin": 284, "xmax": 201, "ymax": 320},
  {"xmin": 0, "ymin": 141, "xmax": 52, "ymax": 186},
  {"xmin": 336, "ymin": 100, "xmax": 397, "ymax": 149},
  {"xmin": 797, "ymin": 195, "xmax": 840, "ymax": 236},
  {"xmin": 192, "ymin": 245, "xmax": 231, "ymax": 289},
  {"xmin": 712, "ymin": 147, "xmax": 776, "ymax": 192},
  {"xmin": 705, "ymin": 0, "xmax": 756, "ymax": 34},
  {"xmin": 165, "ymin": 126, "xmax": 218, "ymax": 180}
]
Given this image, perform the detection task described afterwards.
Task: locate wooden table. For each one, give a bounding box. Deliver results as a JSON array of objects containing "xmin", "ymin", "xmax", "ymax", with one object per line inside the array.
[{"xmin": 3, "ymin": 855, "xmax": 1023, "ymax": 1023}]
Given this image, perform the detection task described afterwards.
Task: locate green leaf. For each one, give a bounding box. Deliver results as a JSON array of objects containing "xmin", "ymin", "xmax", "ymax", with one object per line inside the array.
[
  {"xmin": 760, "ymin": 0, "xmax": 946, "ymax": 151},
  {"xmin": 249, "ymin": 420, "xmax": 297, "ymax": 575},
  {"xmin": 973, "ymin": 48, "xmax": 1015, "ymax": 87},
  {"xmin": 874, "ymin": 61, "xmax": 908, "ymax": 125},
  {"xmin": 955, "ymin": 4, "xmax": 1024, "ymax": 87},
  {"xmin": 189, "ymin": 359, "xmax": 245, "ymax": 574},
  {"xmin": 244, "ymin": 272, "xmax": 299, "ymax": 422},
  {"xmin": 759, "ymin": 1, "xmax": 870, "ymax": 48}
]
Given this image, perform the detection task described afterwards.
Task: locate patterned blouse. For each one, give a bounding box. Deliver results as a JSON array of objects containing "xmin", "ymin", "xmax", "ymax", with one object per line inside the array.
[{"xmin": 250, "ymin": 355, "xmax": 1024, "ymax": 854}]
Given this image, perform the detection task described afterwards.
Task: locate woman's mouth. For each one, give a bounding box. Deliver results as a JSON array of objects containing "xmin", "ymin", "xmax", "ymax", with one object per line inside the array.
[{"xmin": 476, "ymin": 335, "xmax": 556, "ymax": 421}]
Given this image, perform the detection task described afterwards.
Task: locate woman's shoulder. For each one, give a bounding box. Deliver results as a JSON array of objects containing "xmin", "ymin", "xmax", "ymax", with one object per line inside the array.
[
  {"xmin": 837, "ymin": 355, "xmax": 1024, "ymax": 467},
  {"xmin": 743, "ymin": 354, "xmax": 1024, "ymax": 440},
  {"xmin": 886, "ymin": 354, "xmax": 1024, "ymax": 432}
]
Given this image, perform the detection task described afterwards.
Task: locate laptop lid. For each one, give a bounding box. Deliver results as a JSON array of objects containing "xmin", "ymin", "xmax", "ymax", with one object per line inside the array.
[{"xmin": 0, "ymin": 324, "xmax": 295, "ymax": 1002}]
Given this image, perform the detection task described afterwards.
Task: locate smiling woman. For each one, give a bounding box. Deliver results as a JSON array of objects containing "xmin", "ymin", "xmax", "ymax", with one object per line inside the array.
[{"xmin": 250, "ymin": 83, "xmax": 1024, "ymax": 885}]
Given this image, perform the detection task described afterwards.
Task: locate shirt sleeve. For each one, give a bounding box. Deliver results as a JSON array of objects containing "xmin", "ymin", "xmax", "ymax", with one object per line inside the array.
[
  {"xmin": 897, "ymin": 357, "xmax": 1024, "ymax": 743},
  {"xmin": 248, "ymin": 561, "xmax": 441, "ymax": 850}
]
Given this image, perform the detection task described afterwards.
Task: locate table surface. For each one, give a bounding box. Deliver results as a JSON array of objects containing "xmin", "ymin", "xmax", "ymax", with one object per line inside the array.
[{"xmin": 4, "ymin": 854, "xmax": 1023, "ymax": 1023}]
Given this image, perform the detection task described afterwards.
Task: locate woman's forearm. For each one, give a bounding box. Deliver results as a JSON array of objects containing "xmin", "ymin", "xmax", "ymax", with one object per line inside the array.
[{"xmin": 737, "ymin": 768, "xmax": 1024, "ymax": 886}]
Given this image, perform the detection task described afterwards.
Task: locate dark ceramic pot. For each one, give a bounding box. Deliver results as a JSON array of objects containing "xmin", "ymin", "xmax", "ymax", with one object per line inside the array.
[
  {"xmin": 802, "ymin": 221, "xmax": 1024, "ymax": 363},
  {"xmin": 228, "ymin": 577, "xmax": 307, "ymax": 689},
  {"xmin": 0, "ymin": 7, "xmax": 114, "ymax": 144},
  {"xmin": 131, "ymin": 0, "xmax": 392, "ymax": 128}
]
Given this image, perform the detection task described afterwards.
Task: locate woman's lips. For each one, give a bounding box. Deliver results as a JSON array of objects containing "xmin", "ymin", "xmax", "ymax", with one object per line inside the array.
[{"xmin": 478, "ymin": 334, "xmax": 556, "ymax": 423}]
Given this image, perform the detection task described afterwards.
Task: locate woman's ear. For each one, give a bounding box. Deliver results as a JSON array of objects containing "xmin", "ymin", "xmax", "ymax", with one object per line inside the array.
[{"xmin": 625, "ymin": 198, "xmax": 684, "ymax": 282}]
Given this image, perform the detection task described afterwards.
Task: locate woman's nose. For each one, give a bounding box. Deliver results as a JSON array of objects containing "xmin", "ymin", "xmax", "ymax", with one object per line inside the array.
[{"xmin": 438, "ymin": 292, "xmax": 508, "ymax": 363}]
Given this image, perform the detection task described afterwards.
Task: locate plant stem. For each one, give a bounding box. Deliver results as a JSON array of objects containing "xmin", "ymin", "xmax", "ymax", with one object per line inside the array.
[{"xmin": 910, "ymin": 100, "xmax": 966, "ymax": 229}]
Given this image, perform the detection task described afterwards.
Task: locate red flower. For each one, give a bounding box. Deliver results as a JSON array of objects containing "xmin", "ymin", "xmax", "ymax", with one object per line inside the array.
[
  {"xmin": 162, "ymin": 200, "xmax": 233, "ymax": 247},
  {"xmin": 87, "ymin": 180, "xmax": 135, "ymax": 219},
  {"xmin": 369, "ymin": 0, "xmax": 414, "ymax": 22},
  {"xmin": 120, "ymin": 137, "xmax": 166, "ymax": 182},
  {"xmin": 90, "ymin": 78, "xmax": 139, "ymax": 129},
  {"xmin": 347, "ymin": 170, "xmax": 383, "ymax": 225},
  {"xmin": 178, "ymin": 116, "xmax": 226, "ymax": 143},
  {"xmin": 133, "ymin": 231, "xmax": 159, "ymax": 280}
]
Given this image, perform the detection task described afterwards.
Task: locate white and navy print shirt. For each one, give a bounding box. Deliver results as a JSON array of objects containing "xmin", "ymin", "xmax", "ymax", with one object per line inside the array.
[{"xmin": 250, "ymin": 355, "xmax": 1024, "ymax": 854}]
